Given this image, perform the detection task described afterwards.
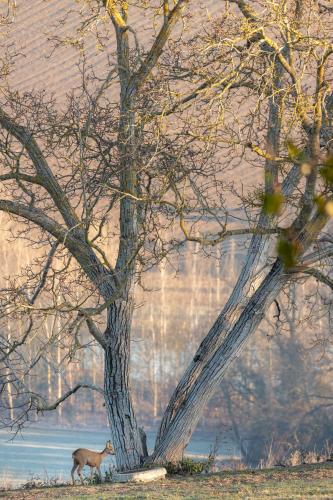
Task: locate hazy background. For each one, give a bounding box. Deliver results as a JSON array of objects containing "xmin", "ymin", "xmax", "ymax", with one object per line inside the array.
[{"xmin": 0, "ymin": 0, "xmax": 332, "ymax": 470}]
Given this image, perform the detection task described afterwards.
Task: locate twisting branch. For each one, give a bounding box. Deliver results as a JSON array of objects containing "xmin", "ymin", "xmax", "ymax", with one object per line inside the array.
[
  {"xmin": 0, "ymin": 199, "xmax": 120, "ymax": 296},
  {"xmin": 0, "ymin": 199, "xmax": 73, "ymax": 241},
  {"xmin": 152, "ymin": 74, "xmax": 252, "ymax": 118},
  {"xmin": 230, "ymin": 0, "xmax": 314, "ymax": 132},
  {"xmin": 0, "ymin": 172, "xmax": 43, "ymax": 185},
  {"xmin": 31, "ymin": 384, "xmax": 105, "ymax": 412}
]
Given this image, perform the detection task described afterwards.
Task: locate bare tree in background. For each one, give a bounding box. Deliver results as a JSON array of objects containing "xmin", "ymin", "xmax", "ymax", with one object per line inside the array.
[
  {"xmin": 221, "ymin": 279, "xmax": 333, "ymax": 465},
  {"xmin": 0, "ymin": 0, "xmax": 332, "ymax": 470}
]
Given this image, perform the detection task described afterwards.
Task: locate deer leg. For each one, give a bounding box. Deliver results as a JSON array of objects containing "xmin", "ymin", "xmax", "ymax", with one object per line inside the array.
[
  {"xmin": 97, "ymin": 465, "xmax": 102, "ymax": 483},
  {"xmin": 71, "ymin": 461, "xmax": 78, "ymax": 485},
  {"xmin": 90, "ymin": 466, "xmax": 94, "ymax": 481},
  {"xmin": 77, "ymin": 465, "xmax": 84, "ymax": 485}
]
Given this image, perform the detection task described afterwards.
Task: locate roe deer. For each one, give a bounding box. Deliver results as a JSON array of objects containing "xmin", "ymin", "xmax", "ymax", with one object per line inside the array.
[{"xmin": 71, "ymin": 440, "xmax": 115, "ymax": 485}]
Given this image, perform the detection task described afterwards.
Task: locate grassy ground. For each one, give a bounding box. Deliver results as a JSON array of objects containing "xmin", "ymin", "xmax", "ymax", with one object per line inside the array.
[{"xmin": 1, "ymin": 462, "xmax": 333, "ymax": 500}]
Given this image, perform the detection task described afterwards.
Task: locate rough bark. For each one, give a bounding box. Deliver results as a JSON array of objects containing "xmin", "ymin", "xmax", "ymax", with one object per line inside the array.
[
  {"xmin": 0, "ymin": 0, "xmax": 331, "ymax": 471},
  {"xmin": 103, "ymin": 10, "xmax": 143, "ymax": 468},
  {"xmin": 104, "ymin": 299, "xmax": 144, "ymax": 470},
  {"xmin": 154, "ymin": 57, "xmax": 290, "ymax": 452},
  {"xmin": 152, "ymin": 259, "xmax": 287, "ymax": 462},
  {"xmin": 152, "ymin": 206, "xmax": 329, "ymax": 462},
  {"xmin": 153, "ymin": 52, "xmax": 301, "ymax": 459}
]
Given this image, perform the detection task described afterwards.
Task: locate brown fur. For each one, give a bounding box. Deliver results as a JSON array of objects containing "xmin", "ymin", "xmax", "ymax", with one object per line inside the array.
[{"xmin": 71, "ymin": 441, "xmax": 115, "ymax": 485}]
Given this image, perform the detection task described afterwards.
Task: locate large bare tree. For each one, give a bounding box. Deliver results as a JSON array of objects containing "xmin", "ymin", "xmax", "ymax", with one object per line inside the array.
[{"xmin": 0, "ymin": 0, "xmax": 332, "ymax": 470}]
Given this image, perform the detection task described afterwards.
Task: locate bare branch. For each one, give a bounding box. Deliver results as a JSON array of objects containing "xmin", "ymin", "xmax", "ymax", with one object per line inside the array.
[
  {"xmin": 28, "ymin": 241, "xmax": 59, "ymax": 305},
  {"xmin": 85, "ymin": 317, "xmax": 107, "ymax": 349},
  {"xmin": 0, "ymin": 199, "xmax": 73, "ymax": 242},
  {"xmin": 0, "ymin": 108, "xmax": 81, "ymax": 232},
  {"xmin": 32, "ymin": 384, "xmax": 104, "ymax": 412},
  {"xmin": 0, "ymin": 199, "xmax": 119, "ymax": 297},
  {"xmin": 297, "ymin": 267, "xmax": 333, "ymax": 291},
  {"xmin": 301, "ymin": 247, "xmax": 333, "ymax": 266},
  {"xmin": 130, "ymin": 0, "xmax": 190, "ymax": 92},
  {"xmin": 104, "ymin": 0, "xmax": 127, "ymax": 29},
  {"xmin": 0, "ymin": 318, "xmax": 33, "ymax": 363},
  {"xmin": 179, "ymin": 217, "xmax": 279, "ymax": 247},
  {"xmin": 0, "ymin": 172, "xmax": 42, "ymax": 185}
]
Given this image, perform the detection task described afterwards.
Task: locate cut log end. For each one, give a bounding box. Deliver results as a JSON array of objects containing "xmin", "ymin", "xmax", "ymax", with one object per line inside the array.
[{"xmin": 112, "ymin": 467, "xmax": 167, "ymax": 483}]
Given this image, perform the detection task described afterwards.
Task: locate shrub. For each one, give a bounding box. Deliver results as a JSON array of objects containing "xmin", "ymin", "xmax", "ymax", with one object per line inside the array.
[{"xmin": 164, "ymin": 458, "xmax": 206, "ymax": 475}]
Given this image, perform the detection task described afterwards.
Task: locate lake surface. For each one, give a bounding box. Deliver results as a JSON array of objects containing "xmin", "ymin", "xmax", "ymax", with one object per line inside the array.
[{"xmin": 0, "ymin": 427, "xmax": 239, "ymax": 487}]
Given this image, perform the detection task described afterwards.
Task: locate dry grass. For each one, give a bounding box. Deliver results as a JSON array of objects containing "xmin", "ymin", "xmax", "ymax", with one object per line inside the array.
[{"xmin": 1, "ymin": 461, "xmax": 333, "ymax": 500}]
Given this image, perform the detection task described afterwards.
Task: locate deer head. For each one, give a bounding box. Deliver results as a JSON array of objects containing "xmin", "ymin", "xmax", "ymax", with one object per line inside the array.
[{"xmin": 104, "ymin": 440, "xmax": 115, "ymax": 455}]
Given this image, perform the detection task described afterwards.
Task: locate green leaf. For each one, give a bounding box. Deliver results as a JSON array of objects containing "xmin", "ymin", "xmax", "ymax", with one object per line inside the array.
[
  {"xmin": 277, "ymin": 238, "xmax": 299, "ymax": 269},
  {"xmin": 325, "ymin": 200, "xmax": 333, "ymax": 217},
  {"xmin": 287, "ymin": 140, "xmax": 305, "ymax": 161},
  {"xmin": 262, "ymin": 192, "xmax": 284, "ymax": 215},
  {"xmin": 314, "ymin": 195, "xmax": 326, "ymax": 214},
  {"xmin": 319, "ymin": 155, "xmax": 333, "ymax": 185}
]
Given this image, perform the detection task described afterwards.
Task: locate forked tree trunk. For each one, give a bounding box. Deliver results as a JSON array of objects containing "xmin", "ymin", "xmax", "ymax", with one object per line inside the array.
[{"xmin": 104, "ymin": 298, "xmax": 144, "ymax": 470}]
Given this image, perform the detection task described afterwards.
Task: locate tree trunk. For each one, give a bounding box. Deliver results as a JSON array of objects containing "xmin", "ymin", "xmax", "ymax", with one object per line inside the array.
[
  {"xmin": 152, "ymin": 260, "xmax": 287, "ymax": 462},
  {"xmin": 154, "ymin": 222, "xmax": 271, "ymax": 452},
  {"xmin": 104, "ymin": 298, "xmax": 144, "ymax": 470}
]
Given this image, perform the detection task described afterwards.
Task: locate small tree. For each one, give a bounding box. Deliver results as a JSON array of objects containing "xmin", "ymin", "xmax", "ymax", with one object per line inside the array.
[{"xmin": 0, "ymin": 0, "xmax": 332, "ymax": 469}]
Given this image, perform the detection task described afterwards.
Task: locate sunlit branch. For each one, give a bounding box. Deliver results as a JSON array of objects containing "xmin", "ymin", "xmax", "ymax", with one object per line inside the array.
[
  {"xmin": 129, "ymin": 0, "xmax": 190, "ymax": 92},
  {"xmin": 179, "ymin": 215, "xmax": 279, "ymax": 247},
  {"xmin": 104, "ymin": 0, "xmax": 127, "ymax": 29}
]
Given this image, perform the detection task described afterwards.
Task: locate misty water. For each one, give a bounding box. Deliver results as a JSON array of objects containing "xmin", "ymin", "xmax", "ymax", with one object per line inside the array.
[{"xmin": 0, "ymin": 427, "xmax": 240, "ymax": 487}]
